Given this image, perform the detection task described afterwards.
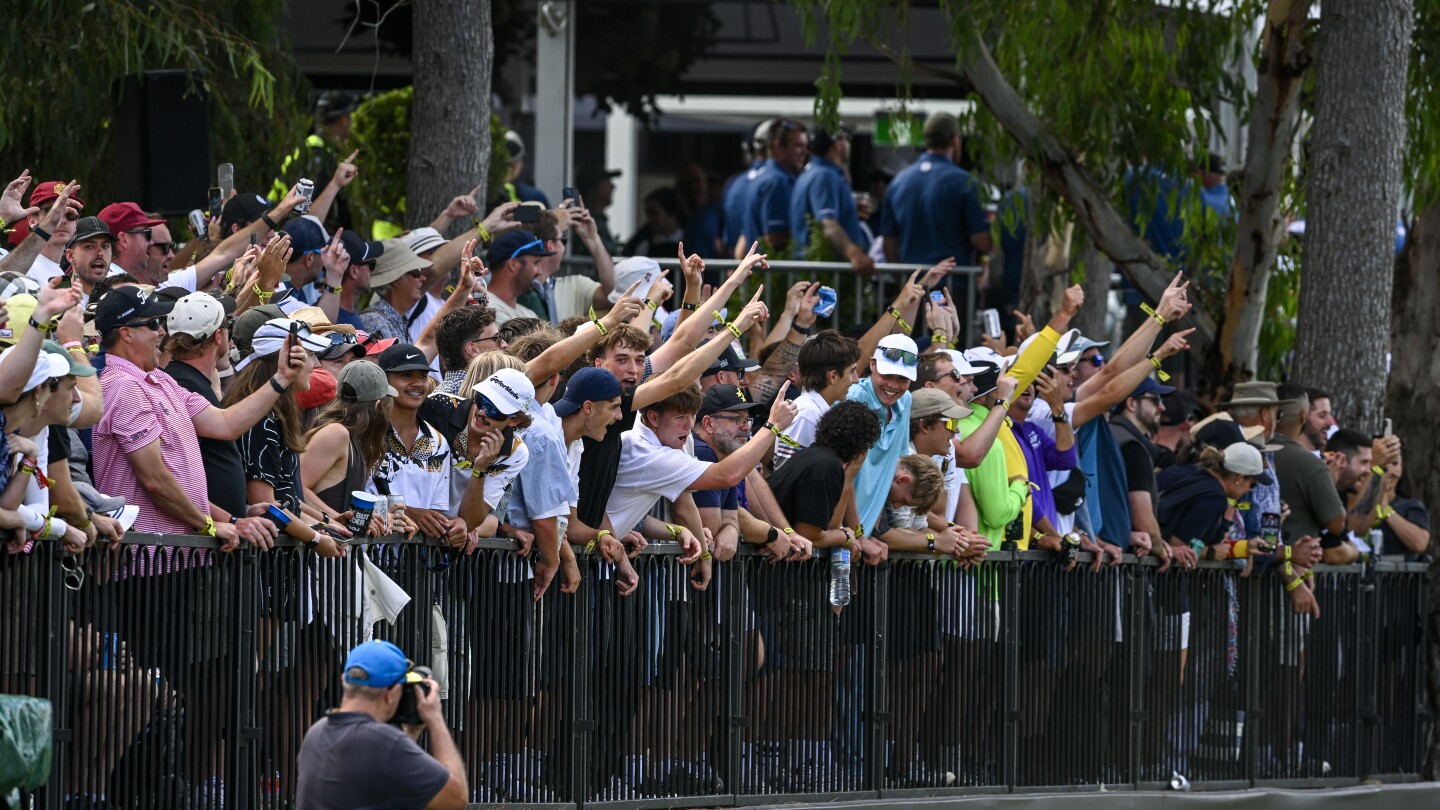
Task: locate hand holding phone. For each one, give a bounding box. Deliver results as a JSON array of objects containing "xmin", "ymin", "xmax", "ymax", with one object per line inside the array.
[{"xmin": 286, "ymin": 322, "xmax": 300, "ymax": 370}]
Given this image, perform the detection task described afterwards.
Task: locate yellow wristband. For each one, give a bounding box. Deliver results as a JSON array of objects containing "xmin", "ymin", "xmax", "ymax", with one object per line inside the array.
[
  {"xmin": 714, "ymin": 311, "xmax": 743, "ymax": 339},
  {"xmin": 1372, "ymin": 466, "xmax": 1386, "ymax": 477},
  {"xmin": 587, "ymin": 308, "xmax": 609, "ymax": 336},
  {"xmin": 887, "ymin": 307, "xmax": 911, "ymax": 333},
  {"xmin": 700, "ymin": 550, "xmax": 712, "ymax": 561},
  {"xmin": 200, "ymin": 516, "xmax": 217, "ymax": 537},
  {"xmin": 1285, "ymin": 576, "xmax": 1304, "ymax": 592},
  {"xmin": 252, "ymin": 284, "xmax": 274, "ymax": 304},
  {"xmin": 666, "ymin": 524, "xmax": 683, "ymax": 539},
  {"xmin": 474, "ymin": 220, "xmax": 492, "ymax": 244},
  {"xmin": 783, "ymin": 527, "xmax": 796, "ymax": 536},
  {"xmin": 1232, "ymin": 540, "xmax": 1248, "ymax": 558},
  {"xmin": 1147, "ymin": 354, "xmax": 1170, "ymax": 382},
  {"xmin": 1140, "ymin": 302, "xmax": 1166, "ymax": 325}
]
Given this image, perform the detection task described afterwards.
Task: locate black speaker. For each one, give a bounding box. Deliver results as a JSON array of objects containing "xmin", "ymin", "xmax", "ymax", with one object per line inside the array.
[{"xmin": 111, "ymin": 70, "xmax": 211, "ymax": 216}]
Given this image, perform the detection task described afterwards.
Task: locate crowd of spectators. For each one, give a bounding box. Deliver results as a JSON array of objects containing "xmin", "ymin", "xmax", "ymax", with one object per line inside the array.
[{"xmin": 0, "ymin": 103, "xmax": 1425, "ymax": 805}]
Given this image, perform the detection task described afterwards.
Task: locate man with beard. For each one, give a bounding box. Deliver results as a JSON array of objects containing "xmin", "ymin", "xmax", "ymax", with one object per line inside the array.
[
  {"xmin": 1324, "ymin": 428, "xmax": 1390, "ymax": 558},
  {"xmin": 1300, "ymin": 387, "xmax": 1337, "ymax": 453},
  {"xmin": 1272, "ymin": 384, "xmax": 1353, "ymax": 562},
  {"xmin": 63, "ymin": 217, "xmax": 117, "ymax": 307},
  {"xmin": 486, "ymin": 229, "xmax": 552, "ymax": 326},
  {"xmin": 1111, "ymin": 376, "xmax": 1172, "ymax": 565}
]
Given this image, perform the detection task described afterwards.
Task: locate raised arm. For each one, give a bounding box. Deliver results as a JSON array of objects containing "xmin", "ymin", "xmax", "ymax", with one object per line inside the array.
[
  {"xmin": 526, "ymin": 280, "xmax": 643, "ymax": 385},
  {"xmin": 648, "ymin": 243, "xmax": 765, "ymax": 374},
  {"xmin": 633, "ymin": 287, "xmax": 769, "ymax": 411},
  {"xmin": 308, "ymin": 150, "xmax": 359, "ymax": 227}
]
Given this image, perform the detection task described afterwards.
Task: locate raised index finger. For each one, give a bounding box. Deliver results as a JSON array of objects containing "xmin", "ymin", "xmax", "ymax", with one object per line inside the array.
[
  {"xmin": 907, "ymin": 267, "xmax": 923, "ymax": 286},
  {"xmin": 747, "ymin": 284, "xmax": 765, "ymax": 305},
  {"xmin": 620, "ymin": 278, "xmax": 643, "ymax": 299},
  {"xmin": 344, "ymin": 150, "xmax": 360, "ymax": 163}
]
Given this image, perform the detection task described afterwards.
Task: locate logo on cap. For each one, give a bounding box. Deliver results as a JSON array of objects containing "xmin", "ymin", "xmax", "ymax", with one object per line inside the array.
[
  {"xmin": 492, "ymin": 375, "xmax": 521, "ymax": 401},
  {"xmin": 134, "ymin": 288, "xmax": 150, "ymax": 305},
  {"xmin": 736, "ymin": 386, "xmax": 747, "ymax": 402},
  {"xmin": 52, "ymin": 183, "xmax": 66, "ymax": 195}
]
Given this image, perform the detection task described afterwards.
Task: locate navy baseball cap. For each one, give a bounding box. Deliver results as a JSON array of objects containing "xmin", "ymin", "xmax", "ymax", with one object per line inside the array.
[
  {"xmin": 487, "ymin": 229, "xmax": 554, "ymax": 267},
  {"xmin": 1128, "ymin": 377, "xmax": 1176, "ymax": 401},
  {"xmin": 282, "ymin": 216, "xmax": 329, "ymax": 255},
  {"xmin": 698, "ymin": 385, "xmax": 762, "ymax": 418},
  {"xmin": 93, "ymin": 286, "xmax": 175, "ymax": 334},
  {"xmin": 703, "ymin": 345, "xmax": 760, "ymax": 377},
  {"xmin": 343, "ymin": 640, "xmax": 409, "ymax": 687},
  {"xmin": 339, "ymin": 229, "xmax": 385, "ymax": 265},
  {"xmin": 554, "ymin": 367, "xmax": 622, "ymax": 417}
]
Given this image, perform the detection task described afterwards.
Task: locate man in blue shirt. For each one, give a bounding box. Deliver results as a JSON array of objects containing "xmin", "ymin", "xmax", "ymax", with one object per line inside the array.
[
  {"xmin": 790, "ymin": 127, "xmax": 875, "ymax": 275},
  {"xmin": 722, "ymin": 120, "xmax": 774, "ymax": 258},
  {"xmin": 846, "ymin": 334, "xmax": 919, "ymax": 536},
  {"xmin": 737, "ymin": 120, "xmax": 809, "ymax": 257},
  {"xmin": 880, "ymin": 112, "xmax": 992, "ymax": 268}
]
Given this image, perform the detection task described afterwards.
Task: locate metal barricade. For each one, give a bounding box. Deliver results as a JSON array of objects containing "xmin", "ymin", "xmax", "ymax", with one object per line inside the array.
[{"xmin": 2, "ymin": 535, "xmax": 1431, "ymax": 807}]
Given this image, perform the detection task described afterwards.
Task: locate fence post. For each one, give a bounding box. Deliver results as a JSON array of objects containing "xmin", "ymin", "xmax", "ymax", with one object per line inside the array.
[
  {"xmin": 999, "ymin": 556, "xmax": 1021, "ymax": 789},
  {"xmin": 565, "ymin": 555, "xmax": 595, "ymax": 804},
  {"xmin": 1355, "ymin": 563, "xmax": 1381, "ymax": 778},
  {"xmin": 1126, "ymin": 559, "xmax": 1148, "ymax": 787},
  {"xmin": 1240, "ymin": 569, "xmax": 1260, "ymax": 788},
  {"xmin": 43, "ymin": 551, "xmax": 68, "ymax": 810},
  {"xmin": 867, "ymin": 562, "xmax": 890, "ymax": 791},
  {"xmin": 721, "ymin": 555, "xmax": 746, "ymax": 799},
  {"xmin": 230, "ymin": 551, "xmax": 261, "ymax": 810}
]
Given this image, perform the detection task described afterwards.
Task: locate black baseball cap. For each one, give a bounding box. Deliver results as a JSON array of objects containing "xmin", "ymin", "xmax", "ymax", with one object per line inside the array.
[
  {"xmin": 220, "ymin": 192, "xmax": 275, "ymax": 232},
  {"xmin": 376, "ymin": 343, "xmax": 431, "ymax": 373},
  {"xmin": 93, "ymin": 286, "xmax": 175, "ymax": 334},
  {"xmin": 339, "ymin": 229, "xmax": 385, "ymax": 265},
  {"xmin": 703, "ymin": 345, "xmax": 761, "ymax": 378},
  {"xmin": 698, "ymin": 385, "xmax": 763, "ymax": 418},
  {"xmin": 67, "ymin": 216, "xmax": 115, "ymax": 249}
]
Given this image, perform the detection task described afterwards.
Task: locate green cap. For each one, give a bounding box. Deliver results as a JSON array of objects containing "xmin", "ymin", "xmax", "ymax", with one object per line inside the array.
[{"xmin": 43, "ymin": 339, "xmax": 96, "ymax": 377}]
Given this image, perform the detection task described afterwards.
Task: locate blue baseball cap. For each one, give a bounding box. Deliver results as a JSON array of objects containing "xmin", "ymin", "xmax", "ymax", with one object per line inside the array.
[
  {"xmin": 282, "ymin": 216, "xmax": 330, "ymax": 255},
  {"xmin": 1128, "ymin": 376, "xmax": 1176, "ymax": 400},
  {"xmin": 554, "ymin": 367, "xmax": 622, "ymax": 417},
  {"xmin": 343, "ymin": 640, "xmax": 409, "ymax": 687},
  {"xmin": 487, "ymin": 229, "xmax": 554, "ymax": 267}
]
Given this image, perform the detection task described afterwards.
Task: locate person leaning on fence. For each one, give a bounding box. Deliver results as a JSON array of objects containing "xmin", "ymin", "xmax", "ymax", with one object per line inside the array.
[
  {"xmin": 295, "ymin": 640, "xmax": 468, "ymax": 810},
  {"xmin": 300, "ymin": 360, "xmax": 398, "ymax": 525},
  {"xmin": 1271, "ymin": 384, "xmax": 1354, "ymax": 564},
  {"xmin": 771, "ymin": 329, "xmax": 860, "ymax": 469},
  {"xmin": 371, "ymin": 342, "xmax": 465, "ymax": 545}
]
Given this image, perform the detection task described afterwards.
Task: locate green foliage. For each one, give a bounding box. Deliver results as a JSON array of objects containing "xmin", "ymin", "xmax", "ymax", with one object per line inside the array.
[
  {"xmin": 1407, "ymin": 0, "xmax": 1440, "ymax": 205},
  {"xmin": 350, "ymin": 88, "xmax": 506, "ymax": 234},
  {"xmin": 4, "ymin": 0, "xmax": 307, "ymax": 203}
]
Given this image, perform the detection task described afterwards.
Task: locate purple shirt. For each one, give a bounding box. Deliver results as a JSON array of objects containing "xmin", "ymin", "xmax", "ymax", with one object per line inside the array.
[{"xmin": 1012, "ymin": 418, "xmax": 1078, "ymax": 528}]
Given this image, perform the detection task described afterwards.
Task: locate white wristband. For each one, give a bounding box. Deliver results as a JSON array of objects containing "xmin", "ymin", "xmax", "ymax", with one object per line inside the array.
[{"xmin": 16, "ymin": 504, "xmax": 44, "ymax": 533}]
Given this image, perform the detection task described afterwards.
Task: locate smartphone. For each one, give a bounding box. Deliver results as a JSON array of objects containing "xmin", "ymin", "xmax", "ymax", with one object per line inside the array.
[
  {"xmin": 286, "ymin": 322, "xmax": 300, "ymax": 369},
  {"xmin": 813, "ymin": 286, "xmax": 838, "ymax": 317},
  {"xmin": 217, "ymin": 163, "xmax": 235, "ymax": 202},
  {"xmin": 512, "ymin": 204, "xmax": 542, "ymax": 224},
  {"xmin": 207, "ymin": 187, "xmax": 223, "ymax": 219},
  {"xmin": 1259, "ymin": 511, "xmax": 1281, "ymax": 553},
  {"xmin": 562, "ymin": 187, "xmax": 578, "ymax": 207},
  {"xmin": 929, "ymin": 291, "xmax": 946, "ymax": 307},
  {"xmin": 980, "ymin": 308, "xmax": 1002, "ymax": 338},
  {"xmin": 1382, "ymin": 417, "xmax": 1393, "ymax": 437}
]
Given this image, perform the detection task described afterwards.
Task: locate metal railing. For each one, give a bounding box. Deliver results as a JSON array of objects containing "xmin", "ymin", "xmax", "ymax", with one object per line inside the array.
[
  {"xmin": 2, "ymin": 537, "xmax": 1429, "ymax": 808},
  {"xmin": 558, "ymin": 255, "xmax": 985, "ymax": 346}
]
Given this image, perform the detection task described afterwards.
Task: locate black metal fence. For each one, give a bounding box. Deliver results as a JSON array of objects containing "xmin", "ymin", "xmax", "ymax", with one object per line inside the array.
[{"xmin": 2, "ymin": 539, "xmax": 1429, "ymax": 809}]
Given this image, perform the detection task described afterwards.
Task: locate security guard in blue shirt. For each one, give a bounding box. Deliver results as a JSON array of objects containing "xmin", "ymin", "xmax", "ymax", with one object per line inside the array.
[
  {"xmin": 879, "ymin": 112, "xmax": 992, "ymax": 269},
  {"xmin": 722, "ymin": 120, "xmax": 774, "ymax": 258},
  {"xmin": 789, "ymin": 126, "xmax": 875, "ymax": 275},
  {"xmin": 736, "ymin": 120, "xmax": 809, "ymax": 258}
]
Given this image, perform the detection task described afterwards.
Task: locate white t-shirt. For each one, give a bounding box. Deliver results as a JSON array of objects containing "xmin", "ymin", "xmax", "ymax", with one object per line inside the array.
[
  {"xmin": 490, "ymin": 296, "xmax": 539, "ymax": 326},
  {"xmin": 551, "ymin": 275, "xmax": 601, "ymax": 323},
  {"xmin": 406, "ymin": 293, "xmax": 444, "ymax": 343},
  {"xmin": 773, "ymin": 389, "xmax": 831, "ymax": 468},
  {"xmin": 26, "ymin": 254, "xmax": 63, "ymax": 284},
  {"xmin": 606, "ymin": 422, "xmax": 711, "ymax": 535},
  {"xmin": 107, "ymin": 263, "xmax": 199, "ymax": 292}
]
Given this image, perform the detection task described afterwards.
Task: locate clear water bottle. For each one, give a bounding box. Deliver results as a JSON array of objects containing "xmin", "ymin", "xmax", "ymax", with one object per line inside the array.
[{"xmin": 829, "ymin": 548, "xmax": 851, "ymax": 607}]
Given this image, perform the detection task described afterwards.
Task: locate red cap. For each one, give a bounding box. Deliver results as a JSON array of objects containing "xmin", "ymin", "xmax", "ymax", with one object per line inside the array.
[
  {"xmin": 7, "ymin": 218, "xmax": 29, "ymax": 246},
  {"xmin": 295, "ymin": 367, "xmax": 338, "ymax": 411},
  {"xmin": 98, "ymin": 202, "xmax": 165, "ymax": 236},
  {"xmin": 29, "ymin": 181, "xmax": 84, "ymax": 211},
  {"xmin": 364, "ymin": 337, "xmax": 398, "ymax": 356}
]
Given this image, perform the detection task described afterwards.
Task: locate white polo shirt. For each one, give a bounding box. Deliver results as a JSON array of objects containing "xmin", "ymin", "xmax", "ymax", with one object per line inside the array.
[
  {"xmin": 606, "ymin": 422, "xmax": 711, "ymax": 535},
  {"xmin": 773, "ymin": 388, "xmax": 831, "ymax": 468}
]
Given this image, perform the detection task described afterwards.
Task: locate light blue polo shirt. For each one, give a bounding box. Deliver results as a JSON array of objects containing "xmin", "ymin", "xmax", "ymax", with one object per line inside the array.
[{"xmin": 846, "ymin": 378, "xmax": 913, "ymax": 536}]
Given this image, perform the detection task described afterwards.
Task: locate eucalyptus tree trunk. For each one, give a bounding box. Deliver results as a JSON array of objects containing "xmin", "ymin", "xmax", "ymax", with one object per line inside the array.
[
  {"xmin": 407, "ymin": 0, "xmax": 492, "ymax": 228},
  {"xmin": 1290, "ymin": 0, "xmax": 1411, "ymax": 433}
]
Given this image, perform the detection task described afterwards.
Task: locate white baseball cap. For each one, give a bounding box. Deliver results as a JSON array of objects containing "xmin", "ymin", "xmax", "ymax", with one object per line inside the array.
[
  {"xmin": 235, "ymin": 319, "xmax": 331, "ymax": 371},
  {"xmin": 611, "ymin": 256, "xmax": 662, "ymax": 303},
  {"xmin": 401, "ymin": 227, "xmax": 446, "ymax": 256},
  {"xmin": 167, "ymin": 292, "xmax": 226, "ymax": 340},
  {"xmin": 473, "ymin": 368, "xmax": 536, "ymax": 416},
  {"xmin": 940, "ymin": 349, "xmax": 987, "ymax": 376},
  {"xmin": 874, "ymin": 334, "xmax": 920, "ymax": 381}
]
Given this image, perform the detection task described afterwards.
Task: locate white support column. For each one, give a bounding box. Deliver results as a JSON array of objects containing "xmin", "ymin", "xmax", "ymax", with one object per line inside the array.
[
  {"xmin": 604, "ymin": 107, "xmax": 639, "ymax": 245},
  {"xmin": 533, "ymin": 0, "xmax": 575, "ymax": 201}
]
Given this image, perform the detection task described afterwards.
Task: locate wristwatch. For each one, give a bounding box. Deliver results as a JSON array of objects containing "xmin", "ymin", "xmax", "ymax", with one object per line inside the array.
[{"xmin": 1053, "ymin": 409, "xmax": 1069, "ymax": 423}]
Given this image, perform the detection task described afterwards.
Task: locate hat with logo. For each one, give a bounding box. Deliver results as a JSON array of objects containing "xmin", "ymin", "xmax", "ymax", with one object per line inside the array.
[
  {"xmin": 553, "ymin": 367, "xmax": 621, "ymax": 417},
  {"xmin": 234, "ymin": 319, "xmax": 331, "ymax": 371},
  {"xmin": 339, "ymin": 360, "xmax": 398, "ymax": 403},
  {"xmin": 487, "ymin": 229, "xmax": 554, "ymax": 269},
  {"xmin": 939, "ymin": 349, "xmax": 987, "ymax": 376},
  {"xmin": 94, "ymin": 285, "xmax": 174, "ymax": 334},
  {"xmin": 1222, "ymin": 380, "xmax": 1296, "ymax": 408},
  {"xmin": 474, "ymin": 368, "xmax": 536, "ymax": 416},
  {"xmin": 703, "ymin": 345, "xmax": 760, "ymax": 377},
  {"xmin": 376, "ymin": 342, "xmax": 432, "ymax": 373},
  {"xmin": 910, "ymin": 388, "xmax": 969, "ymax": 421},
  {"xmin": 610, "ymin": 256, "xmax": 661, "ymax": 304},
  {"xmin": 369, "ymin": 239, "xmax": 433, "ymax": 289},
  {"xmin": 29, "ymin": 181, "xmax": 84, "ymax": 211},
  {"xmin": 342, "ymin": 640, "xmax": 409, "ymax": 688},
  {"xmin": 874, "ymin": 334, "xmax": 920, "ymax": 381},
  {"xmin": 338, "ymin": 229, "xmax": 385, "ymax": 265},
  {"xmin": 220, "ymin": 193, "xmax": 274, "ymax": 233},
  {"xmin": 1127, "ymin": 376, "xmax": 1176, "ymax": 401},
  {"xmin": 42, "ymin": 339, "xmax": 95, "ymax": 378},
  {"xmin": 229, "ymin": 304, "xmax": 287, "ymax": 355},
  {"xmin": 401, "ymin": 227, "xmax": 446, "ymax": 256},
  {"xmin": 0, "ymin": 294, "xmax": 38, "ymax": 346},
  {"xmin": 282, "ymin": 216, "xmax": 330, "ymax": 255},
  {"xmin": 67, "ymin": 216, "xmax": 116, "ymax": 249},
  {"xmin": 167, "ymin": 292, "xmax": 228, "ymax": 340},
  {"xmin": 698, "ymin": 384, "xmax": 762, "ymax": 418},
  {"xmin": 97, "ymin": 202, "xmax": 165, "ymax": 237},
  {"xmin": 1222, "ymin": 442, "xmax": 1274, "ymax": 486}
]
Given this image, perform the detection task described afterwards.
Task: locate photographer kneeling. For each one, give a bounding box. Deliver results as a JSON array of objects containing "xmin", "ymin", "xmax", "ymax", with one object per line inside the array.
[{"xmin": 297, "ymin": 641, "xmax": 468, "ymax": 809}]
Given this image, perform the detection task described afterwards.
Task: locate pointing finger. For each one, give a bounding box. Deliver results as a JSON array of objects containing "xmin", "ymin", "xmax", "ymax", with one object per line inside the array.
[
  {"xmin": 747, "ymin": 284, "xmax": 765, "ymax": 305},
  {"xmin": 345, "ymin": 150, "xmax": 359, "ymax": 163},
  {"xmin": 621, "ymin": 279, "xmax": 643, "ymax": 298}
]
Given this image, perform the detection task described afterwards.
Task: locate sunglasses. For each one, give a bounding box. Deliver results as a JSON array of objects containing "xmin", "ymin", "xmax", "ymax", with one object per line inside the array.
[
  {"xmin": 1136, "ymin": 395, "xmax": 1163, "ymax": 405},
  {"xmin": 125, "ymin": 227, "xmax": 153, "ymax": 241},
  {"xmin": 943, "ymin": 416, "xmax": 963, "ymax": 432},
  {"xmin": 327, "ymin": 331, "xmax": 359, "ymax": 347},
  {"xmin": 404, "ymin": 269, "xmax": 425, "ymax": 279},
  {"xmin": 879, "ymin": 347, "xmax": 919, "ymax": 367},
  {"xmin": 937, "ymin": 369, "xmax": 963, "ymax": 383},
  {"xmin": 41, "ymin": 206, "xmax": 80, "ymax": 223},
  {"xmin": 472, "ymin": 392, "xmax": 510, "ymax": 421},
  {"xmin": 706, "ymin": 412, "xmax": 748, "ymax": 423},
  {"xmin": 151, "ymin": 242, "xmax": 176, "ymax": 255},
  {"xmin": 1087, "ymin": 354, "xmax": 1106, "ymax": 368},
  {"xmin": 124, "ymin": 317, "xmax": 164, "ymax": 331}
]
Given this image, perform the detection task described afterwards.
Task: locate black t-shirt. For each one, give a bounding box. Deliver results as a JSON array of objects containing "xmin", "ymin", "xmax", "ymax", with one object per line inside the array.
[
  {"xmin": 294, "ymin": 711, "xmax": 450, "ymax": 810},
  {"xmin": 1381, "ymin": 497, "xmax": 1431, "ymax": 559},
  {"xmin": 47, "ymin": 426, "xmax": 69, "ymax": 464},
  {"xmin": 768, "ymin": 444, "xmax": 845, "ymax": 532},
  {"xmin": 164, "ymin": 361, "xmax": 247, "ymax": 517},
  {"xmin": 1111, "ymin": 417, "xmax": 1158, "ymax": 500},
  {"xmin": 1156, "ymin": 464, "xmax": 1228, "ymax": 546},
  {"xmin": 576, "ymin": 385, "xmax": 637, "ymax": 530}
]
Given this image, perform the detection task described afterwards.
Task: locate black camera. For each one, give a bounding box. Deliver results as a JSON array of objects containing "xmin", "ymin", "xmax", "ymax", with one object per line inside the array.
[{"xmin": 390, "ymin": 664, "xmax": 433, "ymax": 726}]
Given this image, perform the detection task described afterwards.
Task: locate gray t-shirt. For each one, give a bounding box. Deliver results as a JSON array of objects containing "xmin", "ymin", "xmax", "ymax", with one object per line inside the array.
[
  {"xmin": 1272, "ymin": 433, "xmax": 1346, "ymax": 540},
  {"xmin": 295, "ymin": 711, "xmax": 450, "ymax": 810}
]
